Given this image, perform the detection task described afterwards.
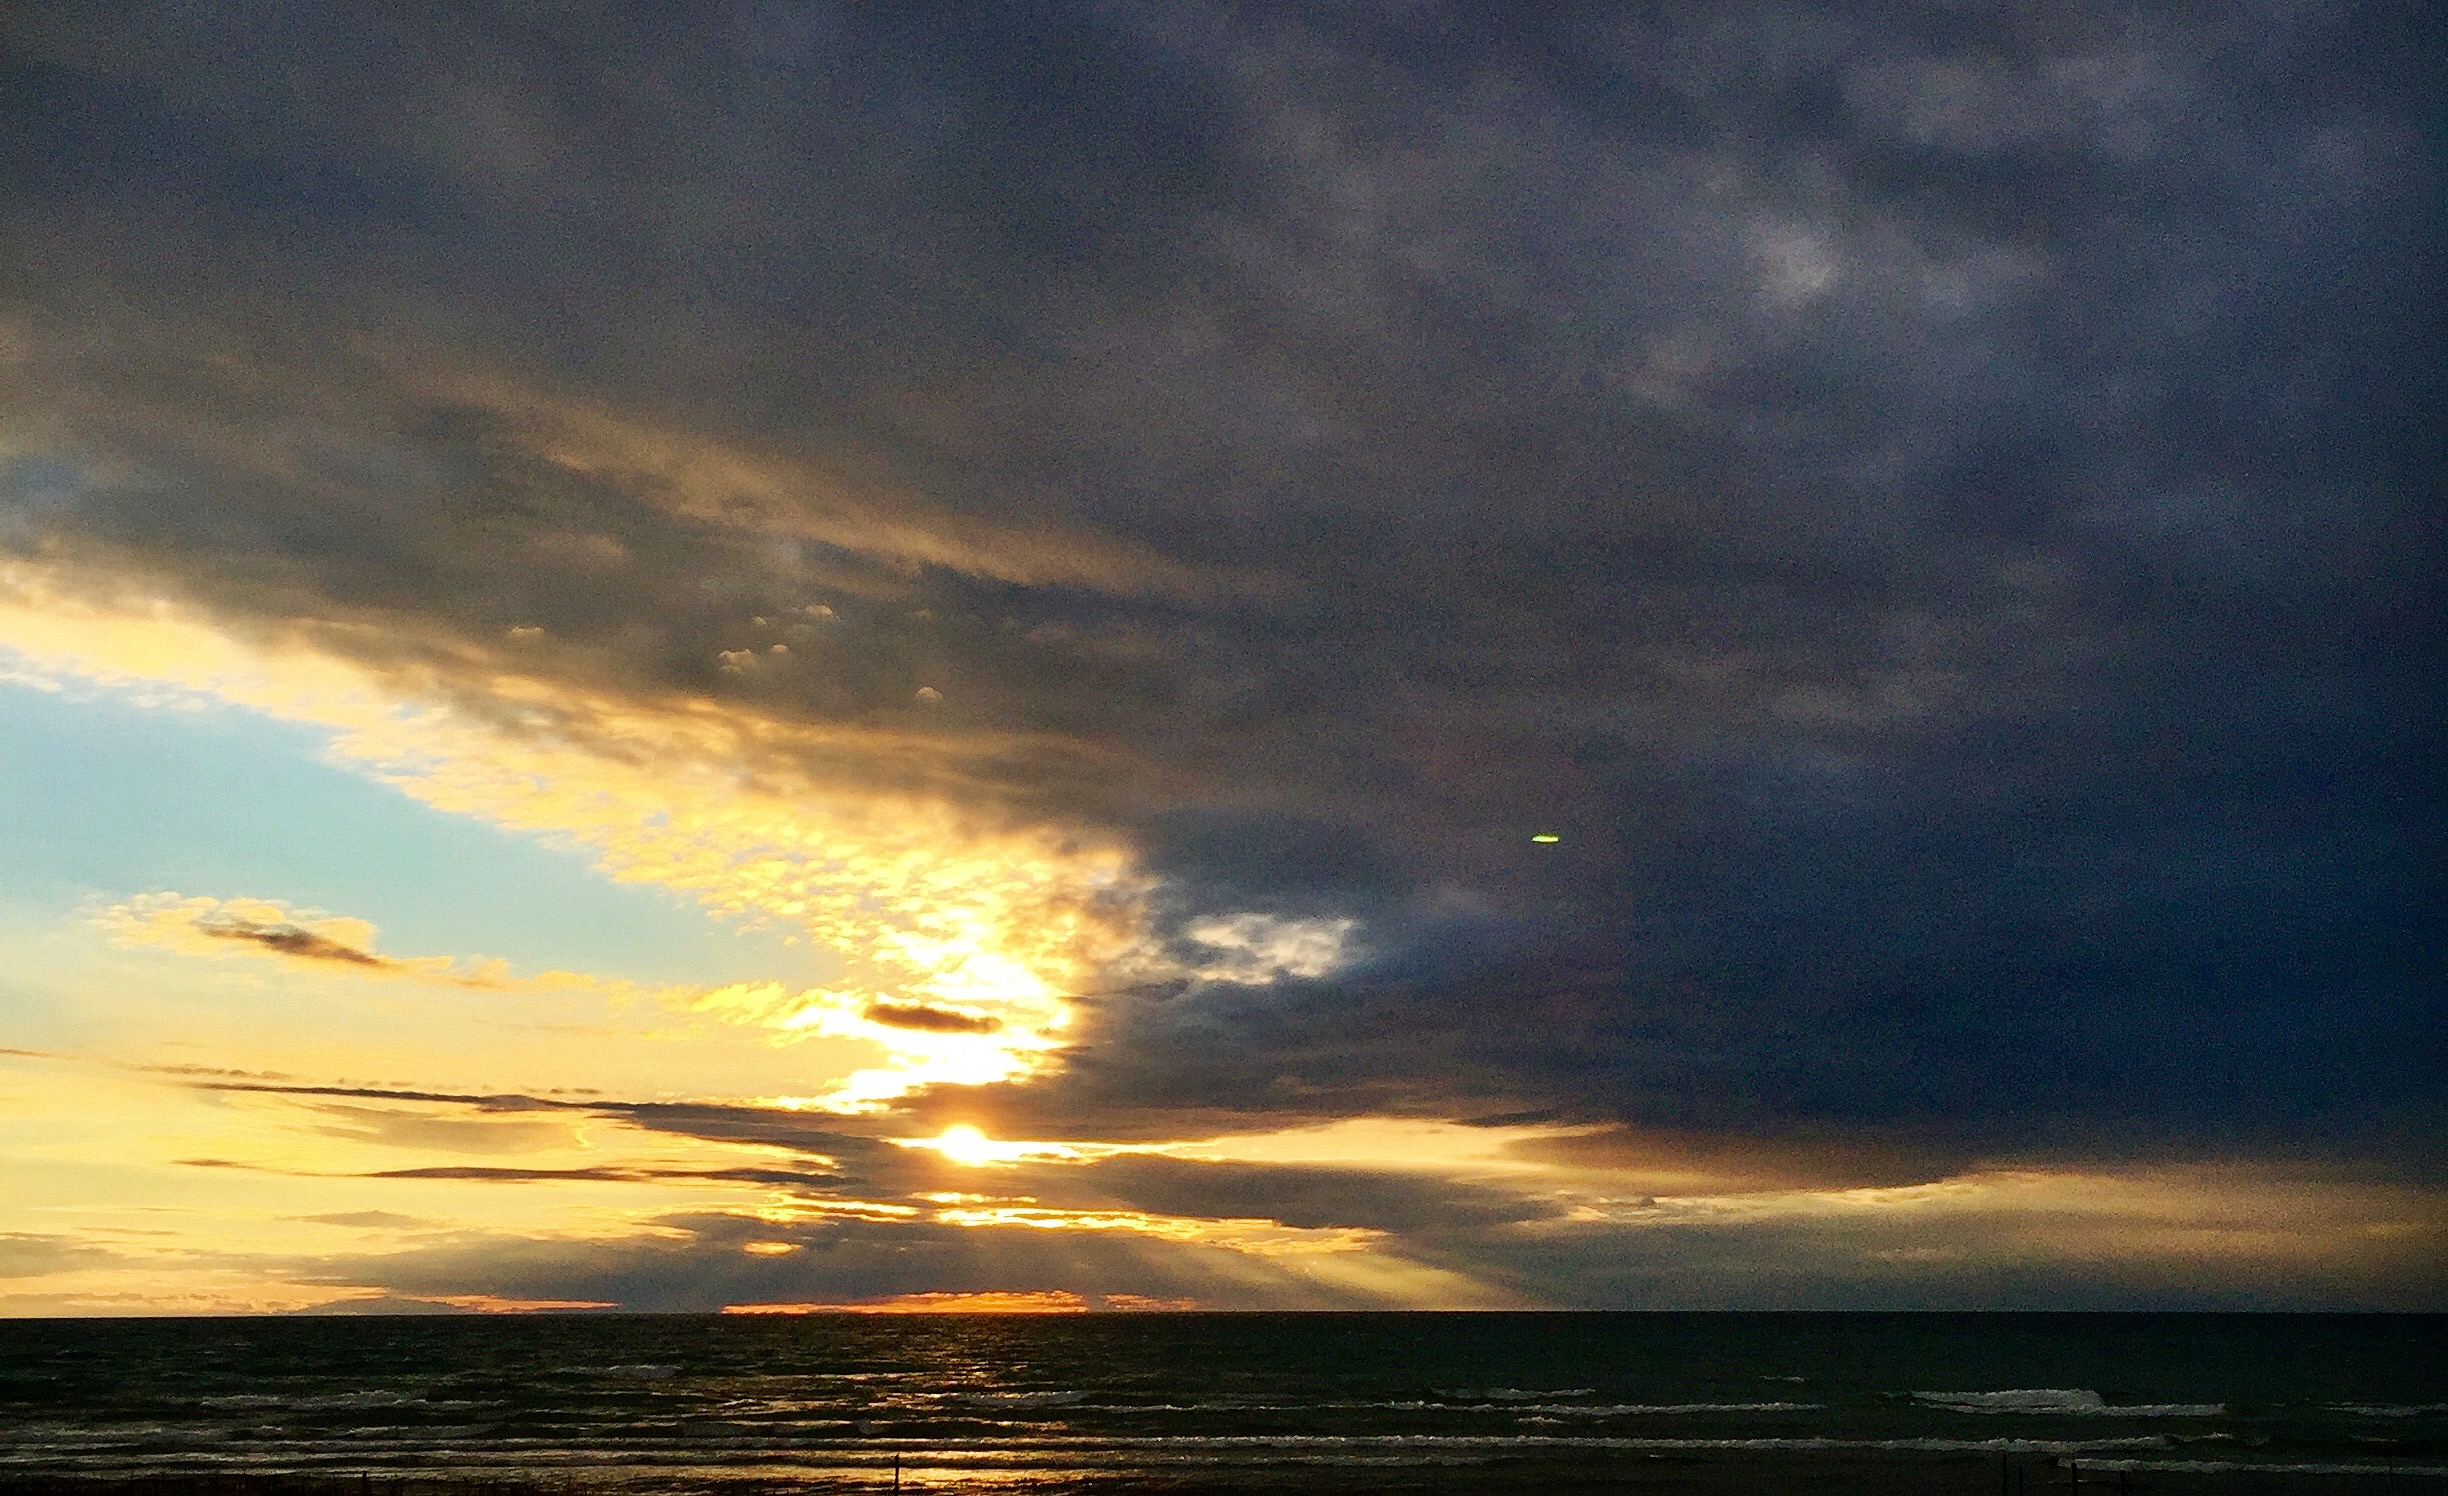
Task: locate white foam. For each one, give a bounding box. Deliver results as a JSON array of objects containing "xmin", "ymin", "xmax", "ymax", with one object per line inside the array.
[
  {"xmin": 2079, "ymin": 1459, "xmax": 2448, "ymax": 1478},
  {"xmin": 955, "ymin": 1390, "xmax": 1089, "ymax": 1409},
  {"xmin": 997, "ymin": 1432, "xmax": 2182, "ymax": 1455},
  {"xmin": 195, "ymin": 1391, "xmax": 484, "ymax": 1413},
  {"xmin": 2332, "ymin": 1403, "xmax": 2448, "ymax": 1418},
  {"xmin": 1510, "ymin": 1401, "xmax": 1824, "ymax": 1417},
  {"xmin": 1057, "ymin": 1398, "xmax": 1818, "ymax": 1417},
  {"xmin": 1912, "ymin": 1390, "xmax": 2224, "ymax": 1417}
]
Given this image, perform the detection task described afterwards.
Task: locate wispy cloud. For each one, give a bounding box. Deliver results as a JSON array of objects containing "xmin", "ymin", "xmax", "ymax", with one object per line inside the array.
[{"xmin": 101, "ymin": 894, "xmax": 488, "ymax": 984}]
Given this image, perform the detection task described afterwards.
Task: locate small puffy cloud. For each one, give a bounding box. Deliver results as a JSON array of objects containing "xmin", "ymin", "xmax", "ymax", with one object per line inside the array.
[
  {"xmin": 914, "ymin": 685, "xmax": 942, "ymax": 704},
  {"xmin": 864, "ymin": 1001, "xmax": 1005, "ymax": 1036},
  {"xmin": 691, "ymin": 982, "xmax": 1069, "ymax": 1111},
  {"xmin": 1183, "ymin": 914, "xmax": 1356, "ymax": 983},
  {"xmin": 1752, "ymin": 223, "xmax": 1840, "ymax": 306}
]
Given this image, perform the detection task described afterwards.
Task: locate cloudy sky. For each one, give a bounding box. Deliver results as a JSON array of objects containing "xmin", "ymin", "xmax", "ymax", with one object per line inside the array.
[{"xmin": 1, "ymin": 0, "xmax": 2439, "ymax": 1314}]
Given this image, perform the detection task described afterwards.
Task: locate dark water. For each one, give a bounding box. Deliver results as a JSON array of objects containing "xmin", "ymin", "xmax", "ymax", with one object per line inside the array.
[{"xmin": 2, "ymin": 1314, "xmax": 2442, "ymax": 1490}]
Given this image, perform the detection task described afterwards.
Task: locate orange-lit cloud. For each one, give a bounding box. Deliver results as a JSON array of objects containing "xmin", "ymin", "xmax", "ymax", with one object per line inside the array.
[
  {"xmin": 925, "ymin": 1201, "xmax": 1381, "ymax": 1258},
  {"xmin": 723, "ymin": 1290, "xmax": 1094, "ymax": 1314},
  {"xmin": 402, "ymin": 1293, "xmax": 619, "ymax": 1313},
  {"xmin": 888, "ymin": 1124, "xmax": 1138, "ymax": 1168},
  {"xmin": 0, "ymin": 557, "xmax": 1160, "ymax": 1109}
]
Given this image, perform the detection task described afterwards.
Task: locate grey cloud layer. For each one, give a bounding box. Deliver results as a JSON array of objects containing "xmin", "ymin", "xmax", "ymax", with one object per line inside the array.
[
  {"xmin": 2, "ymin": 2, "xmax": 2438, "ymax": 1154},
  {"xmin": 161, "ymin": 1082, "xmax": 2447, "ymax": 1311}
]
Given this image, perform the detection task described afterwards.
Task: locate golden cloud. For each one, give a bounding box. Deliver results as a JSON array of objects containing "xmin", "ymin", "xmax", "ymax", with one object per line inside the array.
[
  {"xmin": 1, "ymin": 557, "xmax": 1159, "ymax": 1109},
  {"xmin": 723, "ymin": 1290, "xmax": 1094, "ymax": 1314}
]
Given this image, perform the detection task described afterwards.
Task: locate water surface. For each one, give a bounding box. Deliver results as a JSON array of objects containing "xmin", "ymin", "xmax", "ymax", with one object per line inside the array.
[{"xmin": 3, "ymin": 1313, "xmax": 2441, "ymax": 1490}]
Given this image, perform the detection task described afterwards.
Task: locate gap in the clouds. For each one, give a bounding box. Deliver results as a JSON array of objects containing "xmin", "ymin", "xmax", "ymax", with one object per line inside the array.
[{"xmin": 0, "ymin": 683, "xmax": 835, "ymax": 989}]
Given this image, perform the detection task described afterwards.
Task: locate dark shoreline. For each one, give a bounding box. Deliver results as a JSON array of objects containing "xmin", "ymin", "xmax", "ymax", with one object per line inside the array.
[{"xmin": 6, "ymin": 1456, "xmax": 2448, "ymax": 1496}]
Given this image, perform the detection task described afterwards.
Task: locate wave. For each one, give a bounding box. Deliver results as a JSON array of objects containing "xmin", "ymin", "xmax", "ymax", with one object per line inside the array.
[
  {"xmin": 194, "ymin": 1392, "xmax": 491, "ymax": 1413},
  {"xmin": 1433, "ymin": 1387, "xmax": 1594, "ymax": 1401},
  {"xmin": 1513, "ymin": 1401, "xmax": 1822, "ymax": 1417},
  {"xmin": 2078, "ymin": 1459, "xmax": 2448, "ymax": 1478},
  {"xmin": 940, "ymin": 1432, "xmax": 2188, "ymax": 1455},
  {"xmin": 954, "ymin": 1390, "xmax": 1089, "ymax": 1409},
  {"xmin": 1912, "ymin": 1390, "xmax": 2224, "ymax": 1417},
  {"xmin": 2331, "ymin": 1404, "xmax": 2448, "ymax": 1418},
  {"xmin": 1017, "ymin": 1398, "xmax": 1819, "ymax": 1417}
]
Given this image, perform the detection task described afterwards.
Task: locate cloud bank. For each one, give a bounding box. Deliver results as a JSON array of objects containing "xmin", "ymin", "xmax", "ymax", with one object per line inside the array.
[{"xmin": 0, "ymin": 0, "xmax": 2437, "ymax": 1311}]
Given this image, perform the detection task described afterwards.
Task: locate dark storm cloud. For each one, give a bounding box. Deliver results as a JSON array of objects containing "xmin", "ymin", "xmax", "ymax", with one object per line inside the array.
[{"xmin": 3, "ymin": 0, "xmax": 2439, "ymax": 1161}]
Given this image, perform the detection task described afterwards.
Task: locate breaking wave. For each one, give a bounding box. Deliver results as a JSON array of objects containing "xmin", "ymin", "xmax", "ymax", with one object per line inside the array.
[{"xmin": 1912, "ymin": 1390, "xmax": 2225, "ymax": 1417}]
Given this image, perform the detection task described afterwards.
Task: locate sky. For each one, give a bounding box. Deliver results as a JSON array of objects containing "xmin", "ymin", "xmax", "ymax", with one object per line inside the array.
[{"xmin": 0, "ymin": 0, "xmax": 2439, "ymax": 1315}]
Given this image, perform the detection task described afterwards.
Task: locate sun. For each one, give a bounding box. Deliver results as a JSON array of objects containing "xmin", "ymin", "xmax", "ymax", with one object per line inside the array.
[
  {"xmin": 889, "ymin": 1124, "xmax": 1103, "ymax": 1167},
  {"xmin": 933, "ymin": 1124, "xmax": 1001, "ymax": 1167}
]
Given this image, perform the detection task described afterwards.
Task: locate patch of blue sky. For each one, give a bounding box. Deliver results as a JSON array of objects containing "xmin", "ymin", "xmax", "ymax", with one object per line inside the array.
[{"xmin": 0, "ymin": 680, "xmax": 835, "ymax": 990}]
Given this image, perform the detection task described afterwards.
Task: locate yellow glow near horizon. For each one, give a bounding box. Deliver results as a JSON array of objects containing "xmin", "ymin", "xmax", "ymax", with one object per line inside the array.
[
  {"xmin": 723, "ymin": 1290, "xmax": 1097, "ymax": 1314},
  {"xmin": 927, "ymin": 1201, "xmax": 1383, "ymax": 1257}
]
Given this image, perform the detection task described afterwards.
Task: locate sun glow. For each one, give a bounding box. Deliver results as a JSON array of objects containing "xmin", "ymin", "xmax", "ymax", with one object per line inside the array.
[
  {"xmin": 0, "ymin": 559, "xmax": 1142, "ymax": 1111},
  {"xmin": 723, "ymin": 1291, "xmax": 1096, "ymax": 1314},
  {"xmin": 895, "ymin": 1124, "xmax": 1073, "ymax": 1167}
]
